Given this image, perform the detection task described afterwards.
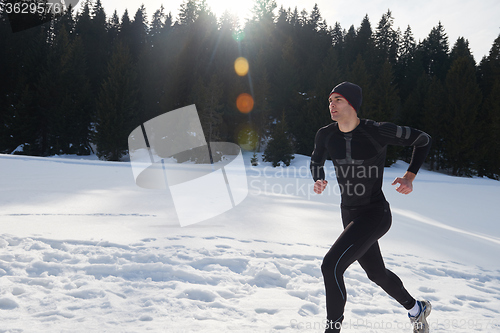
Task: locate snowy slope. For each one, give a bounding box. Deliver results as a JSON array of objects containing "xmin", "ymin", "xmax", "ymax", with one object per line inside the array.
[{"xmin": 1, "ymin": 152, "xmax": 499, "ymax": 332}]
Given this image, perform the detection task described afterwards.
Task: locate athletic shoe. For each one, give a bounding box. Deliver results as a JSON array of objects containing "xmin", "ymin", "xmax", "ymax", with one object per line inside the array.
[{"xmin": 409, "ymin": 300, "xmax": 431, "ymax": 333}]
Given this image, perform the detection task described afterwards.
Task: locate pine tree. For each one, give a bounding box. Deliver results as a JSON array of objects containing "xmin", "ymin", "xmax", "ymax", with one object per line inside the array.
[
  {"xmin": 289, "ymin": 7, "xmax": 299, "ymax": 27},
  {"xmin": 480, "ymin": 80, "xmax": 500, "ymax": 178},
  {"xmin": 403, "ymin": 73, "xmax": 430, "ymax": 129},
  {"xmin": 252, "ymin": 49, "xmax": 273, "ymax": 151},
  {"xmin": 73, "ymin": 0, "xmax": 107, "ymax": 94},
  {"xmin": 178, "ymin": 0, "xmax": 199, "ymax": 25},
  {"xmin": 347, "ymin": 55, "xmax": 373, "ymax": 118},
  {"xmin": 55, "ymin": 31, "xmax": 92, "ymax": 155},
  {"xmin": 374, "ymin": 10, "xmax": 399, "ymax": 67},
  {"xmin": 251, "ymin": 0, "xmax": 277, "ymax": 22},
  {"xmin": 150, "ymin": 5, "xmax": 166, "ymax": 46},
  {"xmin": 118, "ymin": 9, "xmax": 132, "ymax": 48},
  {"xmin": 289, "ymin": 4, "xmax": 331, "ymax": 90},
  {"xmin": 193, "ymin": 75, "xmax": 224, "ymax": 144},
  {"xmin": 0, "ymin": 5, "xmax": 15, "ymax": 152},
  {"xmin": 442, "ymin": 56, "xmax": 482, "ymax": 176},
  {"xmin": 274, "ymin": 37, "xmax": 300, "ymax": 115},
  {"xmin": 371, "ymin": 59, "xmax": 399, "ymax": 122},
  {"xmin": 107, "ymin": 10, "xmax": 120, "ymax": 43},
  {"xmin": 32, "ymin": 13, "xmax": 67, "ymax": 155},
  {"xmin": 307, "ymin": 4, "xmax": 327, "ymax": 32},
  {"xmin": 6, "ymin": 24, "xmax": 50, "ymax": 155},
  {"xmin": 353, "ymin": 16, "xmax": 375, "ymax": 69},
  {"xmin": 450, "ymin": 37, "xmax": 475, "ymax": 65},
  {"xmin": 74, "ymin": 0, "xmax": 92, "ymax": 35},
  {"xmin": 89, "ymin": 0, "xmax": 108, "ymax": 85},
  {"xmin": 263, "ymin": 112, "xmax": 295, "ymax": 167},
  {"xmin": 36, "ymin": 25, "xmax": 73, "ymax": 155},
  {"xmin": 420, "ymin": 22, "xmax": 450, "ymax": 80},
  {"xmin": 341, "ymin": 25, "xmax": 357, "ymax": 69},
  {"xmin": 53, "ymin": 1, "xmax": 76, "ymax": 34},
  {"xmin": 421, "ymin": 76, "xmax": 442, "ymax": 170},
  {"xmin": 94, "ymin": 42, "xmax": 139, "ymax": 161},
  {"xmin": 250, "ymin": 152, "xmax": 259, "ymax": 166},
  {"xmin": 371, "ymin": 59, "xmax": 401, "ymax": 166},
  {"xmin": 129, "ymin": 5, "xmax": 149, "ymax": 61},
  {"xmin": 42, "ymin": 1, "xmax": 102, "ymax": 156},
  {"xmin": 477, "ymin": 34, "xmax": 500, "ymax": 178},
  {"xmin": 292, "ymin": 46, "xmax": 340, "ymax": 156},
  {"xmin": 396, "ymin": 25, "xmax": 421, "ymax": 102},
  {"xmin": 331, "ymin": 22, "xmax": 344, "ymax": 48},
  {"xmin": 4, "ymin": 84, "xmax": 36, "ymax": 154},
  {"xmin": 478, "ymin": 33, "xmax": 500, "ymax": 98}
]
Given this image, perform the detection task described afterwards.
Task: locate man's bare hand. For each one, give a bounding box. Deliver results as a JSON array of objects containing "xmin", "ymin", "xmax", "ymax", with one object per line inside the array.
[
  {"xmin": 391, "ymin": 171, "xmax": 416, "ymax": 195},
  {"xmin": 314, "ymin": 180, "xmax": 328, "ymax": 194}
]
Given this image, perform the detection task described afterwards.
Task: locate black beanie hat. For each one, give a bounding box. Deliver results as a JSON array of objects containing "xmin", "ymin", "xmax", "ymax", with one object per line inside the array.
[{"xmin": 329, "ymin": 82, "xmax": 362, "ymax": 112}]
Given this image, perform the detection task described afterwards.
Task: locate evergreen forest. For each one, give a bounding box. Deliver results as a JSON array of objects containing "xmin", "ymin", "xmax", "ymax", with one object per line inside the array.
[{"xmin": 1, "ymin": 0, "xmax": 500, "ymax": 178}]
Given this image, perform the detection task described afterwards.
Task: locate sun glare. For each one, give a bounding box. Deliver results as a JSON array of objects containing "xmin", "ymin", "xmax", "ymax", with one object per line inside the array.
[{"xmin": 207, "ymin": 0, "xmax": 253, "ymax": 22}]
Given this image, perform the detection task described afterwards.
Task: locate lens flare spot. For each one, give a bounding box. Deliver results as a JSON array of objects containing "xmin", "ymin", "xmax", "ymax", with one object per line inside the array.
[
  {"xmin": 236, "ymin": 93, "xmax": 254, "ymax": 113},
  {"xmin": 236, "ymin": 125, "xmax": 259, "ymax": 151},
  {"xmin": 234, "ymin": 57, "xmax": 249, "ymax": 76}
]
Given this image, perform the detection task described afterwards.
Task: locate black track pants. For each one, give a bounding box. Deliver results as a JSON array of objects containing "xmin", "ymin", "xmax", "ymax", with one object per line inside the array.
[{"xmin": 322, "ymin": 201, "xmax": 416, "ymax": 332}]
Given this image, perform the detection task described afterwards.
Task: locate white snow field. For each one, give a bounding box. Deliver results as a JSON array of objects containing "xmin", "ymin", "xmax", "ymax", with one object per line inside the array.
[{"xmin": 1, "ymin": 152, "xmax": 500, "ymax": 332}]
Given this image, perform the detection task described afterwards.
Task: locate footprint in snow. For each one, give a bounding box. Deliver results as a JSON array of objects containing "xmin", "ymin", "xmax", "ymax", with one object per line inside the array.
[
  {"xmin": 255, "ymin": 308, "xmax": 279, "ymax": 315},
  {"xmin": 298, "ymin": 303, "xmax": 319, "ymax": 316},
  {"xmin": 418, "ymin": 286, "xmax": 436, "ymax": 293},
  {"xmin": 0, "ymin": 298, "xmax": 19, "ymax": 310},
  {"xmin": 177, "ymin": 289, "xmax": 218, "ymax": 302}
]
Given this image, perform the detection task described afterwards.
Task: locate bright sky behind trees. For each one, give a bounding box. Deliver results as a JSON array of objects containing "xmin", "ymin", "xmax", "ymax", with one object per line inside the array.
[{"xmin": 93, "ymin": 0, "xmax": 500, "ymax": 62}]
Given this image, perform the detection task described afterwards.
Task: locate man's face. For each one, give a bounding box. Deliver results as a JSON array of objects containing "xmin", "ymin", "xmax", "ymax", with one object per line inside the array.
[{"xmin": 328, "ymin": 93, "xmax": 355, "ymax": 121}]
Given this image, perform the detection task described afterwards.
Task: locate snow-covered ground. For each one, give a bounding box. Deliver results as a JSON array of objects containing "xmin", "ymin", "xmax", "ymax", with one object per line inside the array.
[{"xmin": 1, "ymin": 152, "xmax": 500, "ymax": 332}]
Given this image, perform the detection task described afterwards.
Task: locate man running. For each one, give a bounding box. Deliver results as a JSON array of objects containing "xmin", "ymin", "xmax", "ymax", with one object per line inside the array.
[{"xmin": 310, "ymin": 82, "xmax": 432, "ymax": 333}]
